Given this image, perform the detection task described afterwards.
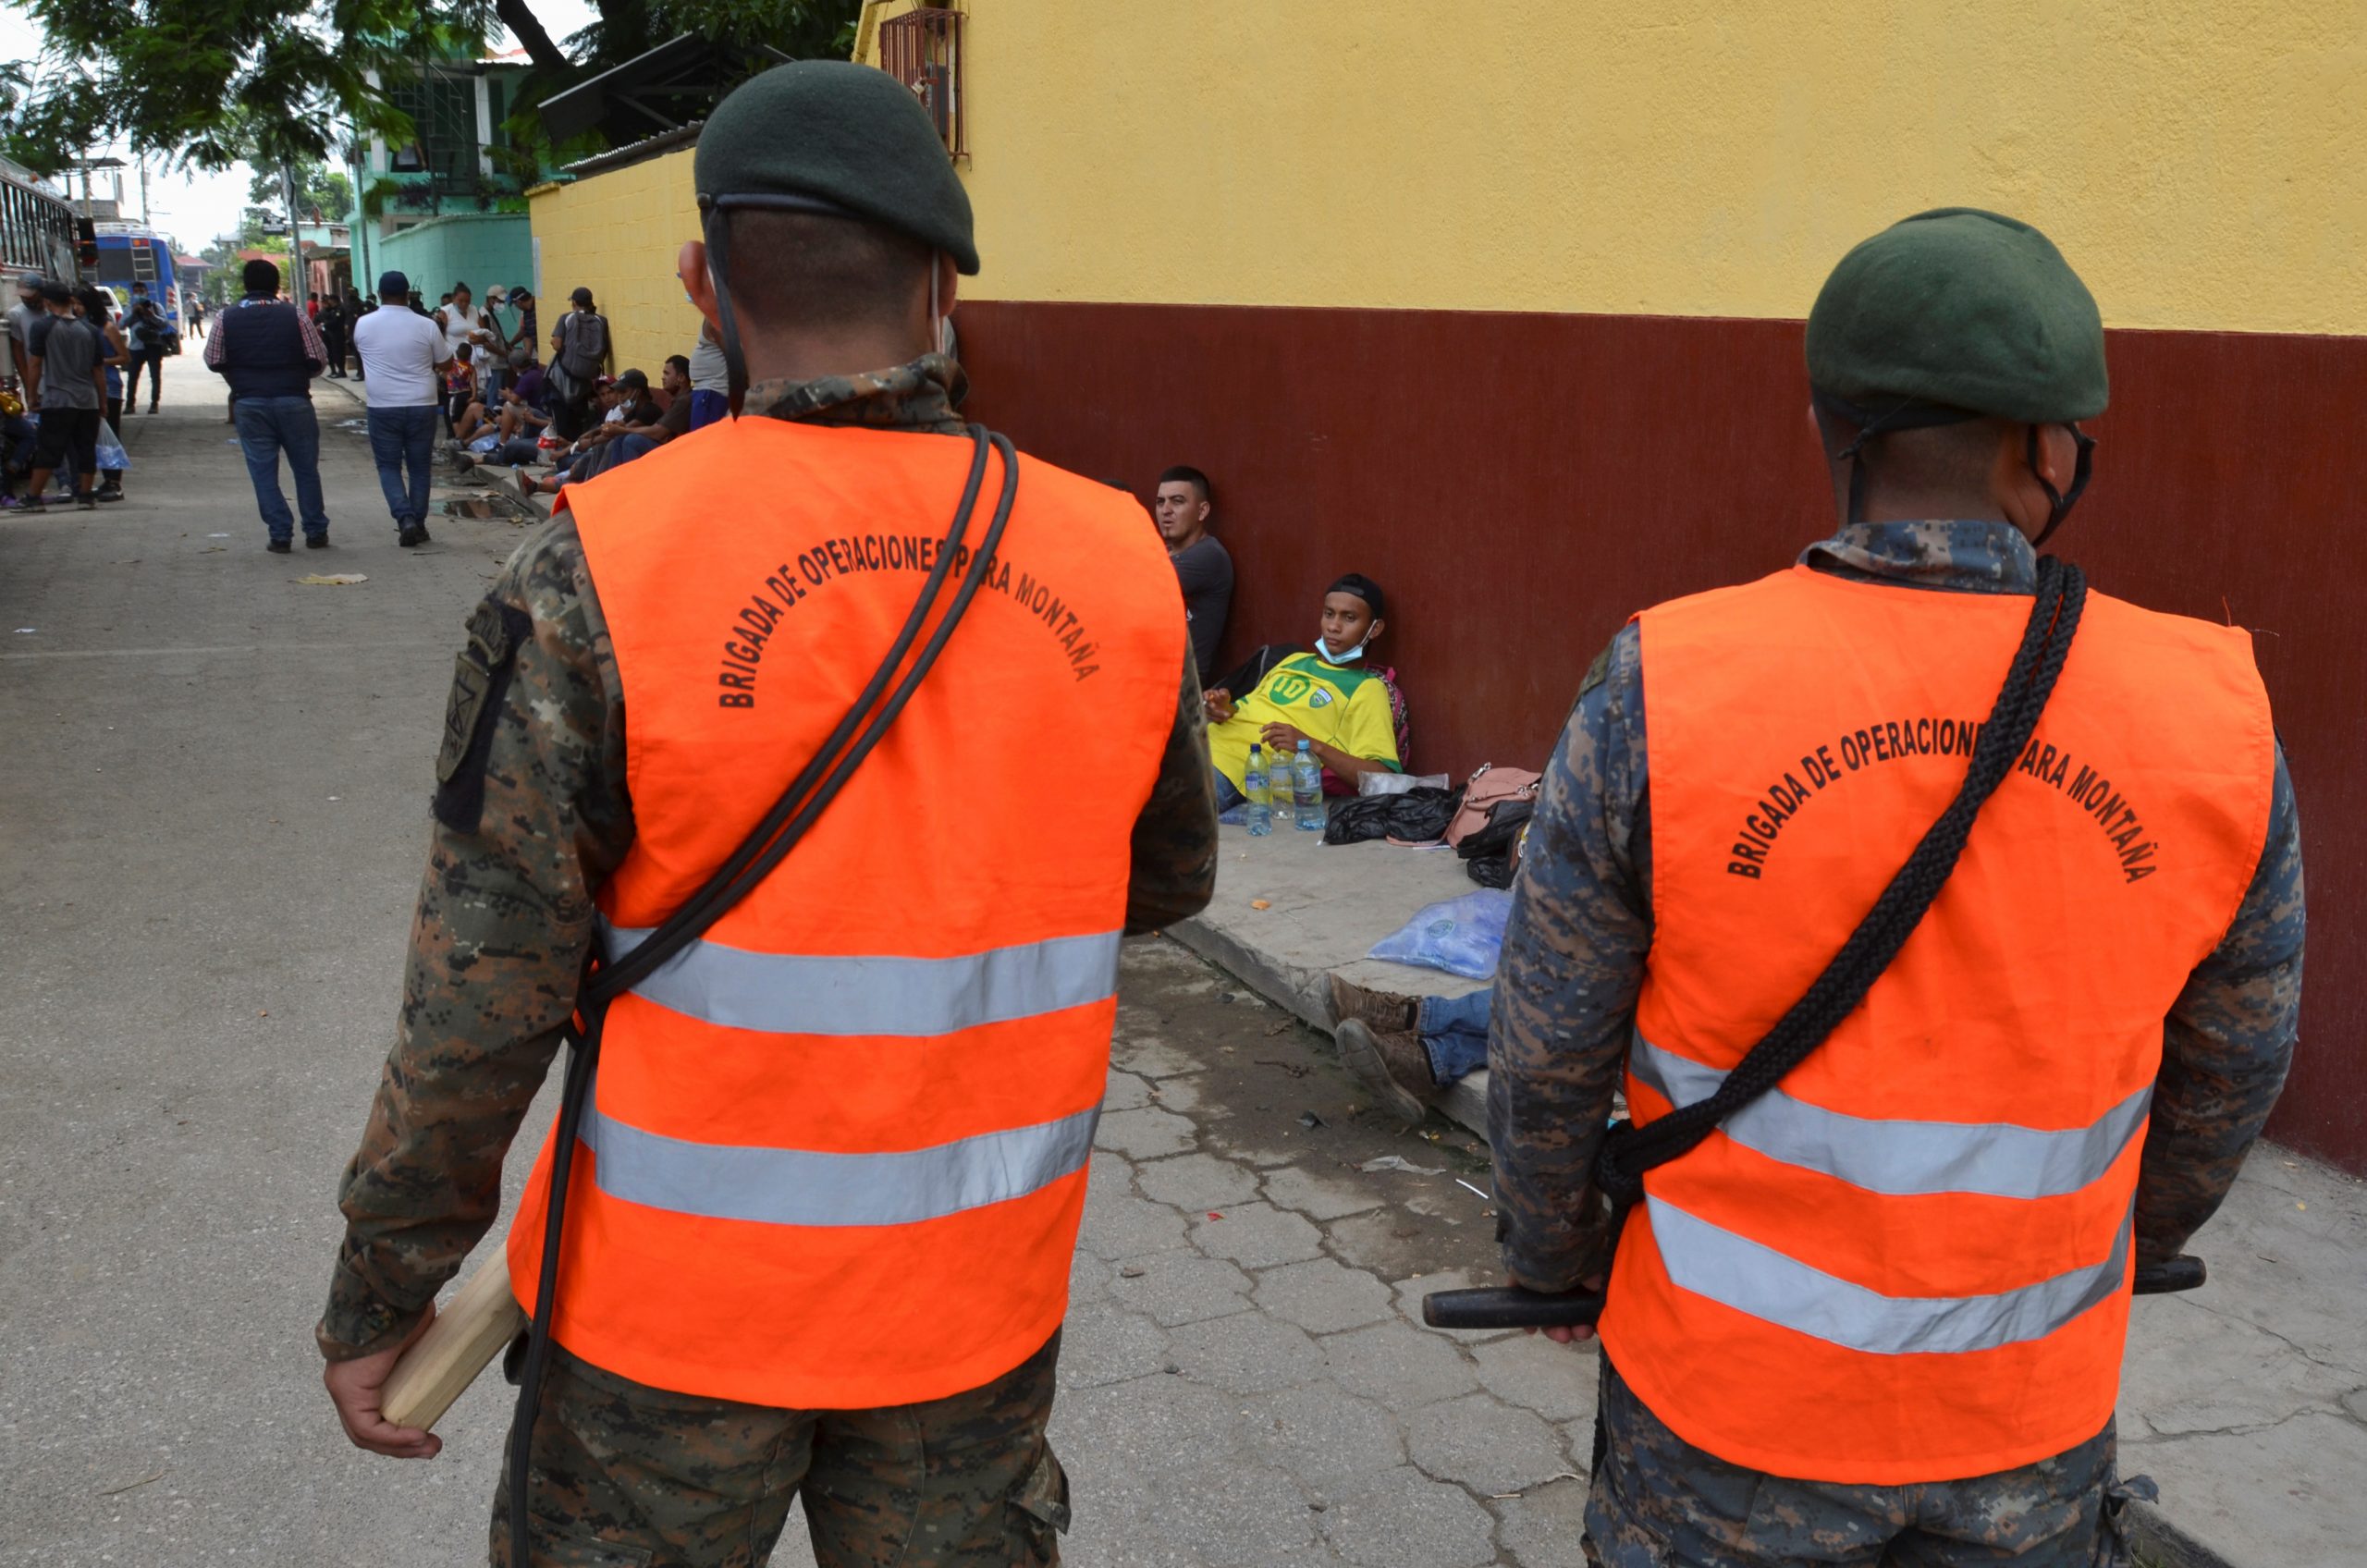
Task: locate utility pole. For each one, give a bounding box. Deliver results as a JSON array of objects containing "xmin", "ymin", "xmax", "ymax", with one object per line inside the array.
[
  {"xmin": 138, "ymin": 157, "xmax": 150, "ymax": 227},
  {"xmin": 283, "ymin": 163, "xmax": 311, "ymax": 312}
]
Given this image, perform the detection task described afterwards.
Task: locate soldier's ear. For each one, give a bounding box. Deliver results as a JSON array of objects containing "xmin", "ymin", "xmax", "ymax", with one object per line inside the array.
[{"xmin": 680, "ymin": 239, "xmax": 722, "ymax": 337}]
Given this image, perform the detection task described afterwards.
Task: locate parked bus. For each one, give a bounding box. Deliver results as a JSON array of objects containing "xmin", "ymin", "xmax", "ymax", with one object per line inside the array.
[
  {"xmin": 93, "ymin": 225, "xmax": 180, "ymax": 326},
  {"xmin": 0, "ymin": 157, "xmax": 80, "ymax": 284}
]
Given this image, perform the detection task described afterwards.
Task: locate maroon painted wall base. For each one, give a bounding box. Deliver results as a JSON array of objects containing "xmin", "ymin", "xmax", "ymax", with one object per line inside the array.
[{"xmin": 957, "ymin": 299, "xmax": 2366, "ymax": 1174}]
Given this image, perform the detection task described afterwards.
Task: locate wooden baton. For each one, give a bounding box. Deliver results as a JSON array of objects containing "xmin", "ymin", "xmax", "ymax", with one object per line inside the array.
[{"xmin": 380, "ymin": 1262, "xmax": 529, "ymax": 1433}]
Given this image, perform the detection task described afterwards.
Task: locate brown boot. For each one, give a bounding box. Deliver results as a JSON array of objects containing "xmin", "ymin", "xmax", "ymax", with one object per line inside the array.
[
  {"xmin": 1335, "ymin": 1018, "xmax": 1441, "ymax": 1127},
  {"xmin": 1328, "ymin": 974, "xmax": 1417, "ymax": 1035}
]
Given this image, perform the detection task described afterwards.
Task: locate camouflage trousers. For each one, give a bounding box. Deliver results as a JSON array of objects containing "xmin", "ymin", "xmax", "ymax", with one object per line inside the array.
[
  {"xmin": 488, "ymin": 1331, "xmax": 1069, "ymax": 1567},
  {"xmin": 1583, "ymin": 1360, "xmax": 2152, "ymax": 1567}
]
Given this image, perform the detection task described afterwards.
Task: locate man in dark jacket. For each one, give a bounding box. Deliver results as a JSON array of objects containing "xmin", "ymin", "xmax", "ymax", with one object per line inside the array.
[
  {"xmin": 204, "ymin": 258, "xmax": 331, "ymax": 551},
  {"xmin": 320, "ymin": 294, "xmax": 350, "ymax": 379}
]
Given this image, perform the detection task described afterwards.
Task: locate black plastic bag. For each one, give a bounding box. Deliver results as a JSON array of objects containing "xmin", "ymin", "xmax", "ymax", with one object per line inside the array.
[
  {"xmin": 1459, "ymin": 799, "xmax": 1534, "ymax": 888},
  {"xmin": 1322, "ymin": 786, "xmax": 1462, "ymax": 846}
]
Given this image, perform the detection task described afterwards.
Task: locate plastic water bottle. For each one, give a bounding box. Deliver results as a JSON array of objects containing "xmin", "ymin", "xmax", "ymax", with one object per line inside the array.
[
  {"xmin": 1244, "ymin": 743, "xmax": 1272, "ymax": 837},
  {"xmin": 1293, "ymin": 740, "xmax": 1324, "ymax": 831}
]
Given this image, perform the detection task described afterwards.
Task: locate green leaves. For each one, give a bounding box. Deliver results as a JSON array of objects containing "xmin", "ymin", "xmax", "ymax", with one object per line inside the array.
[
  {"xmin": 0, "ymin": 0, "xmax": 861, "ymax": 180},
  {"xmin": 0, "ymin": 0, "xmax": 481, "ymax": 175}
]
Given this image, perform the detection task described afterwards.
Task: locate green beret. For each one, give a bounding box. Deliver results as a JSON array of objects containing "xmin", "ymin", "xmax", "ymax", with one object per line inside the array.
[
  {"xmin": 1806, "ymin": 208, "xmax": 2105, "ymax": 423},
  {"xmin": 695, "ymin": 61, "xmax": 978, "ymax": 275}
]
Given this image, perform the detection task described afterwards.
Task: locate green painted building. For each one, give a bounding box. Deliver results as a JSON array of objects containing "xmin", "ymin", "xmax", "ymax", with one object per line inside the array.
[{"xmin": 344, "ymin": 50, "xmax": 561, "ymax": 304}]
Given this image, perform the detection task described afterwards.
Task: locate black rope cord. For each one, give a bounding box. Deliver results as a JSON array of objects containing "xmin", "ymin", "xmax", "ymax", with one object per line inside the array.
[
  {"xmin": 1595, "ymin": 555, "xmax": 2089, "ymax": 1213},
  {"xmin": 505, "ymin": 428, "xmax": 1021, "ymax": 1566}
]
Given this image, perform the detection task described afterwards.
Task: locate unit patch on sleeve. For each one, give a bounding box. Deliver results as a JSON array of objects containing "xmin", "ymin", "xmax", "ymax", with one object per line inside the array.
[{"xmin": 434, "ymin": 596, "xmax": 535, "ymax": 832}]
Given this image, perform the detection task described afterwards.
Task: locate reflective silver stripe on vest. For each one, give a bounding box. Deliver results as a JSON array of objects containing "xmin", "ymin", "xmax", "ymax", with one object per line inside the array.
[
  {"xmin": 579, "ymin": 1100, "xmax": 1100, "ymax": 1228},
  {"xmin": 1629, "ymin": 1035, "xmax": 2150, "ymax": 1199},
  {"xmin": 601, "ymin": 921, "xmax": 1123, "ymax": 1037},
  {"xmin": 1650, "ymin": 1195, "xmax": 2131, "ymax": 1355}
]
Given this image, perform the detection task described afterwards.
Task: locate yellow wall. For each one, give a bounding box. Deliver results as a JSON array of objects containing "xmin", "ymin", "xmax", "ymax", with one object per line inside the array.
[
  {"xmin": 861, "ymin": 0, "xmax": 2366, "ymax": 335},
  {"xmin": 527, "ymin": 149, "xmax": 705, "ymax": 378}
]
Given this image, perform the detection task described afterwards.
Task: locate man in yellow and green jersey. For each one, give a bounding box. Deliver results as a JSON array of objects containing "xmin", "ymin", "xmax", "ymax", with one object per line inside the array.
[{"xmin": 1202, "ymin": 573, "xmax": 1401, "ymax": 798}]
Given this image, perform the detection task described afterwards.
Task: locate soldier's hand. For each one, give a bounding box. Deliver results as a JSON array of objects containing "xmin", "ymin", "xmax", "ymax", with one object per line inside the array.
[
  {"xmin": 324, "ymin": 1306, "xmax": 443, "ymax": 1460},
  {"xmin": 1511, "ymin": 1271, "xmax": 1604, "ymax": 1347}
]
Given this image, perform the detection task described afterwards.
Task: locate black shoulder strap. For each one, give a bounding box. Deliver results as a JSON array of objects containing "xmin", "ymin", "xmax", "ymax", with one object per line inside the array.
[
  {"xmin": 1594, "ymin": 556, "xmax": 2088, "ymax": 1212},
  {"xmin": 505, "ymin": 425, "xmax": 1021, "ymax": 1565}
]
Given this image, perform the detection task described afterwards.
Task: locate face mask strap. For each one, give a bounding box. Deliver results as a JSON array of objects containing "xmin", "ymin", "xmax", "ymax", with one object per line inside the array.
[
  {"xmin": 701, "ymin": 207, "xmax": 748, "ymax": 418},
  {"xmin": 697, "ymin": 191, "xmax": 866, "ymax": 418},
  {"xmin": 1814, "ymin": 389, "xmax": 1982, "ymax": 527},
  {"xmin": 2029, "ymin": 423, "xmax": 2096, "ymax": 548}
]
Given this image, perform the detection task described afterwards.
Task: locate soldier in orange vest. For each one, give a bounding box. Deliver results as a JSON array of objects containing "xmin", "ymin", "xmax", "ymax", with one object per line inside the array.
[
  {"xmin": 1490, "ymin": 210, "xmax": 2303, "ymax": 1565},
  {"xmin": 317, "ymin": 63, "xmax": 1218, "ymax": 1565}
]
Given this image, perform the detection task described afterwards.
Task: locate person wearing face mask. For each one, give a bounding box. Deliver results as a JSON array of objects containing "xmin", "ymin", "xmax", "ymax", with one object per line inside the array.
[
  {"xmin": 1201, "ymin": 573, "xmax": 1400, "ymax": 806},
  {"xmin": 1490, "ymin": 210, "xmax": 2300, "ymax": 1567}
]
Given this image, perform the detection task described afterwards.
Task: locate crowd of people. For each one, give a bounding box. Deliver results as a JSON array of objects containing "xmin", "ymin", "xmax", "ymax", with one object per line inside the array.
[{"xmin": 0, "ymin": 270, "xmax": 156, "ymax": 510}]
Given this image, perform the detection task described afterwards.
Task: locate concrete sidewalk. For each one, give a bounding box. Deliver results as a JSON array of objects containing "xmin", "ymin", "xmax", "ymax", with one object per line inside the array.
[{"xmin": 1174, "ymin": 822, "xmax": 2367, "ymax": 1568}]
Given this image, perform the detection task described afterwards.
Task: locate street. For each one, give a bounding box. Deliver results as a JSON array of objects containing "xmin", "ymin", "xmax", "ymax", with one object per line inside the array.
[{"xmin": 0, "ymin": 357, "xmax": 1597, "ymax": 1565}]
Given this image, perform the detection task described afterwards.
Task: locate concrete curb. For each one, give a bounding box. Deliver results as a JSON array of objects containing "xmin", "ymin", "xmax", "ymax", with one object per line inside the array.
[
  {"xmin": 1167, "ymin": 915, "xmax": 1490, "ymax": 1152},
  {"xmin": 313, "ymin": 373, "xmax": 367, "ymax": 410},
  {"xmin": 2126, "ymin": 1503, "xmax": 2240, "ymax": 1568}
]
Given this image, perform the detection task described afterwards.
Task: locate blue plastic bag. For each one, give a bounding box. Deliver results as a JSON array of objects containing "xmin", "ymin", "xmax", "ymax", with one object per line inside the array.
[{"xmin": 1367, "ymin": 888, "xmax": 1513, "ymax": 979}]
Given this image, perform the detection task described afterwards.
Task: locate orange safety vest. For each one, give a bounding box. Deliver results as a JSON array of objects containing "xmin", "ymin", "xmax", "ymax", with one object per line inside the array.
[
  {"xmin": 1602, "ymin": 563, "xmax": 2274, "ymax": 1484},
  {"xmin": 505, "ymin": 415, "xmax": 1184, "ymax": 1410}
]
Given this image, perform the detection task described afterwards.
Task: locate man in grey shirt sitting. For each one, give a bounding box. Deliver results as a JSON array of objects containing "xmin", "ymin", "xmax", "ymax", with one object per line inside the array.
[{"xmin": 1156, "ymin": 464, "xmax": 1233, "ymax": 678}]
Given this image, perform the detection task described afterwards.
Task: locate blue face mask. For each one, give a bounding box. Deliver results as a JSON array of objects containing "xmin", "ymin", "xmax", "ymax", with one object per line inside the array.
[{"xmin": 1317, "ymin": 628, "xmax": 1369, "ymax": 665}]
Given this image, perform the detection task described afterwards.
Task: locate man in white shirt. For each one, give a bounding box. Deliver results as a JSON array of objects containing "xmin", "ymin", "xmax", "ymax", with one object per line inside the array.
[{"xmin": 349, "ymin": 269, "xmax": 450, "ymax": 547}]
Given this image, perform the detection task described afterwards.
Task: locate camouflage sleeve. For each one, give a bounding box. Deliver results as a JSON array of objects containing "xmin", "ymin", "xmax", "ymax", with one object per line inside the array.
[
  {"xmin": 1126, "ymin": 652, "xmax": 1220, "ymax": 934},
  {"xmin": 1488, "ymin": 625, "xmax": 1653, "ymax": 1293},
  {"xmin": 317, "ymin": 516, "xmax": 632, "ymax": 1361},
  {"xmin": 2135, "ymin": 743, "xmax": 2302, "ymax": 1264}
]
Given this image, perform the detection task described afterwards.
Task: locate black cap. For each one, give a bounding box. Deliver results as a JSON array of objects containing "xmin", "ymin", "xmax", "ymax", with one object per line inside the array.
[
  {"xmin": 694, "ymin": 61, "xmax": 978, "ymax": 274},
  {"xmin": 1327, "ymin": 573, "xmax": 1386, "ymax": 619},
  {"xmin": 615, "ymin": 367, "xmax": 648, "ymax": 389},
  {"xmin": 37, "ymin": 280, "xmax": 71, "ymax": 303}
]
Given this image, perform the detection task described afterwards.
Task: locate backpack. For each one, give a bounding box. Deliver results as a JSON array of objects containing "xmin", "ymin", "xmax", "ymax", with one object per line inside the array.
[
  {"xmin": 1442, "ymin": 763, "xmax": 1540, "ymax": 847},
  {"xmin": 558, "ymin": 311, "xmax": 608, "ymax": 377}
]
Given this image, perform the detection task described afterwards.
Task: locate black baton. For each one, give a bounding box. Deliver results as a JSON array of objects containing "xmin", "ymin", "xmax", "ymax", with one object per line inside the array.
[{"xmin": 1423, "ymin": 1255, "xmax": 2205, "ymax": 1331}]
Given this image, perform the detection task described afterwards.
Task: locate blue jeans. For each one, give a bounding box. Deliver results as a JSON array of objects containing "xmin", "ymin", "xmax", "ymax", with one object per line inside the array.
[
  {"xmin": 231, "ymin": 397, "xmax": 327, "ymax": 542},
  {"xmin": 365, "ymin": 403, "xmax": 438, "ymax": 530},
  {"xmin": 689, "ymin": 389, "xmax": 729, "ymax": 430},
  {"xmin": 1419, "ymin": 987, "xmax": 1493, "ymax": 1084},
  {"xmin": 564, "ymin": 433, "xmax": 659, "ymax": 485}
]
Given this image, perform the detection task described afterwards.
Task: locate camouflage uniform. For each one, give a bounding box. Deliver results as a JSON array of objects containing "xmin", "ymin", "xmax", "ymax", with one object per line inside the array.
[
  {"xmin": 489, "ymin": 1337, "xmax": 1070, "ymax": 1567},
  {"xmin": 1490, "ymin": 520, "xmax": 2303, "ymax": 1562},
  {"xmin": 1584, "ymin": 1359, "xmax": 2156, "ymax": 1568},
  {"xmin": 319, "ymin": 354, "xmax": 1218, "ymax": 1564}
]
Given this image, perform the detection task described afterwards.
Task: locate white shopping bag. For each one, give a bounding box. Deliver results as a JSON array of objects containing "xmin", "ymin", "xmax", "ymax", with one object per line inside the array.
[{"xmin": 94, "ymin": 418, "xmax": 130, "ymax": 472}]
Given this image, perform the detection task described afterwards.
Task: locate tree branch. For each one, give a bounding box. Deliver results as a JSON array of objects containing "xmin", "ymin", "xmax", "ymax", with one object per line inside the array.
[{"xmin": 496, "ymin": 0, "xmax": 573, "ymax": 73}]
